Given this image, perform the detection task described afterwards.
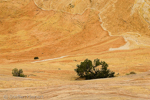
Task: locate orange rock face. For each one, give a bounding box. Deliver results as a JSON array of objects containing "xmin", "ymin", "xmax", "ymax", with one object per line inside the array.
[{"xmin": 0, "ymin": 0, "xmax": 127, "ymax": 62}]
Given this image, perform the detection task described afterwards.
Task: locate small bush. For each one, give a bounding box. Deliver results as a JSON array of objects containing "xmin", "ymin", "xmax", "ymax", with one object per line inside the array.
[
  {"xmin": 12, "ymin": 68, "xmax": 26, "ymax": 77},
  {"xmin": 74, "ymin": 58, "xmax": 115, "ymax": 80},
  {"xmin": 130, "ymin": 71, "xmax": 136, "ymax": 74},
  {"xmin": 34, "ymin": 57, "xmax": 39, "ymax": 60},
  {"xmin": 69, "ymin": 4, "xmax": 75, "ymax": 8},
  {"xmin": 18, "ymin": 69, "xmax": 23, "ymax": 76},
  {"xmin": 20, "ymin": 73, "xmax": 27, "ymax": 77},
  {"xmin": 126, "ymin": 72, "xmax": 136, "ymax": 75},
  {"xmin": 126, "ymin": 73, "xmax": 130, "ymax": 75},
  {"xmin": 12, "ymin": 68, "xmax": 19, "ymax": 76}
]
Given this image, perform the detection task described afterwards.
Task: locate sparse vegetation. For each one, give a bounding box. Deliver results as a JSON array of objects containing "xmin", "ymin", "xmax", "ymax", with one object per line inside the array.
[
  {"xmin": 58, "ymin": 68, "xmax": 61, "ymax": 70},
  {"xmin": 126, "ymin": 71, "xmax": 136, "ymax": 75},
  {"xmin": 130, "ymin": 71, "xmax": 136, "ymax": 74},
  {"xmin": 12, "ymin": 68, "xmax": 26, "ymax": 77},
  {"xmin": 74, "ymin": 58, "xmax": 115, "ymax": 80},
  {"xmin": 19, "ymin": 73, "xmax": 26, "ymax": 77},
  {"xmin": 69, "ymin": 4, "xmax": 75, "ymax": 8},
  {"xmin": 126, "ymin": 73, "xmax": 130, "ymax": 75},
  {"xmin": 34, "ymin": 57, "xmax": 39, "ymax": 60},
  {"xmin": 12, "ymin": 68, "xmax": 19, "ymax": 76}
]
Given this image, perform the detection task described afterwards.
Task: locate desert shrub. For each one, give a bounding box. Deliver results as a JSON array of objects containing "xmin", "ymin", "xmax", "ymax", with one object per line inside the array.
[
  {"xmin": 19, "ymin": 73, "xmax": 27, "ymax": 77},
  {"xmin": 12, "ymin": 68, "xmax": 19, "ymax": 76},
  {"xmin": 130, "ymin": 71, "xmax": 136, "ymax": 74},
  {"xmin": 18, "ymin": 69, "xmax": 23, "ymax": 76},
  {"xmin": 69, "ymin": 4, "xmax": 75, "ymax": 8},
  {"xmin": 126, "ymin": 71, "xmax": 136, "ymax": 75},
  {"xmin": 74, "ymin": 58, "xmax": 115, "ymax": 80},
  {"xmin": 12, "ymin": 68, "xmax": 26, "ymax": 77},
  {"xmin": 126, "ymin": 73, "xmax": 130, "ymax": 75},
  {"xmin": 34, "ymin": 57, "xmax": 39, "ymax": 60}
]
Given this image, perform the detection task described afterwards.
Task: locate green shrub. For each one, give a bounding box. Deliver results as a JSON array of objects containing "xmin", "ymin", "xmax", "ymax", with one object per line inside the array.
[
  {"xmin": 12, "ymin": 68, "xmax": 26, "ymax": 77},
  {"xmin": 74, "ymin": 58, "xmax": 115, "ymax": 80},
  {"xmin": 18, "ymin": 69, "xmax": 23, "ymax": 76},
  {"xmin": 126, "ymin": 72, "xmax": 136, "ymax": 75},
  {"xmin": 126, "ymin": 73, "xmax": 130, "ymax": 75},
  {"xmin": 69, "ymin": 4, "xmax": 75, "ymax": 8},
  {"xmin": 12, "ymin": 68, "xmax": 19, "ymax": 76},
  {"xmin": 34, "ymin": 57, "xmax": 39, "ymax": 60},
  {"xmin": 130, "ymin": 71, "xmax": 136, "ymax": 74},
  {"xmin": 19, "ymin": 73, "xmax": 26, "ymax": 77}
]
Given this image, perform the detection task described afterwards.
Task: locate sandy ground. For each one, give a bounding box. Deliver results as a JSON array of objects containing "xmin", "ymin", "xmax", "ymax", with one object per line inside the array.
[
  {"xmin": 0, "ymin": 47, "xmax": 150, "ymax": 100},
  {"xmin": 1, "ymin": 71, "xmax": 150, "ymax": 100}
]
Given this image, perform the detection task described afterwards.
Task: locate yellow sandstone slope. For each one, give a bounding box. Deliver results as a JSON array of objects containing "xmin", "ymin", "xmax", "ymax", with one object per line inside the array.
[
  {"xmin": 0, "ymin": 0, "xmax": 149, "ymax": 63},
  {"xmin": 0, "ymin": 0, "xmax": 127, "ymax": 62}
]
